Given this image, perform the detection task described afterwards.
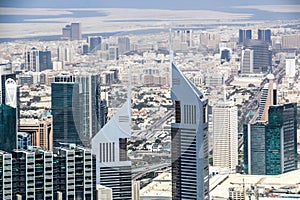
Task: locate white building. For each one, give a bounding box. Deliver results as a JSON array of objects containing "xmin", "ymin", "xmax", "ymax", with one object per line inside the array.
[
  {"xmin": 212, "ymin": 101, "xmax": 238, "ymax": 172},
  {"xmin": 285, "ymin": 53, "xmax": 296, "ymax": 78}
]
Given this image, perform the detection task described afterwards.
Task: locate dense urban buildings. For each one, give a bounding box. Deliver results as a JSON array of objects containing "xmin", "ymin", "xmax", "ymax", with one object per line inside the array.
[{"xmin": 171, "ymin": 63, "xmax": 209, "ymax": 199}]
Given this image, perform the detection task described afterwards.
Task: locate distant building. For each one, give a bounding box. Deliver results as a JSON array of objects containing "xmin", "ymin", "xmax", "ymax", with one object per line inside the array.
[
  {"xmin": 118, "ymin": 37, "xmax": 131, "ymax": 55},
  {"xmin": 82, "ymin": 43, "xmax": 89, "ymax": 55},
  {"xmin": 286, "ymin": 52, "xmax": 296, "ymax": 78},
  {"xmin": 19, "ymin": 74, "xmax": 34, "ymax": 86},
  {"xmin": 88, "ymin": 36, "xmax": 102, "ymax": 53},
  {"xmin": 258, "ymin": 29, "xmax": 271, "ymax": 44},
  {"xmin": 171, "ymin": 63, "xmax": 209, "ymax": 199},
  {"xmin": 17, "ymin": 132, "xmax": 31, "ymax": 150},
  {"xmin": 241, "ymin": 48, "xmax": 254, "ymax": 74},
  {"xmin": 39, "ymin": 50, "xmax": 52, "ymax": 71},
  {"xmin": 242, "ymin": 39, "xmax": 272, "ymax": 74},
  {"xmin": 281, "ymin": 34, "xmax": 300, "ymax": 49},
  {"xmin": 213, "ymin": 101, "xmax": 238, "ymax": 172},
  {"xmin": 19, "ymin": 116, "xmax": 53, "ymax": 151},
  {"xmin": 220, "ymin": 48, "xmax": 231, "ymax": 64},
  {"xmin": 62, "ymin": 23, "xmax": 82, "ymax": 40},
  {"xmin": 239, "ymin": 29, "xmax": 252, "ymax": 44},
  {"xmin": 92, "ymin": 99, "xmax": 132, "ymax": 200},
  {"xmin": 108, "ymin": 46, "xmax": 119, "ymax": 60},
  {"xmin": 0, "ymin": 62, "xmax": 16, "ymax": 104}
]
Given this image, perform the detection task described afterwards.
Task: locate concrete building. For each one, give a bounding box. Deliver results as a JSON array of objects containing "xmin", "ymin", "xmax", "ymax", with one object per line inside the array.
[
  {"xmin": 241, "ymin": 49, "xmax": 254, "ymax": 74},
  {"xmin": 285, "ymin": 52, "xmax": 296, "ymax": 78},
  {"xmin": 282, "ymin": 34, "xmax": 300, "ymax": 49},
  {"xmin": 171, "ymin": 63, "xmax": 209, "ymax": 199},
  {"xmin": 212, "ymin": 101, "xmax": 238, "ymax": 172},
  {"xmin": 92, "ymin": 99, "xmax": 132, "ymax": 200}
]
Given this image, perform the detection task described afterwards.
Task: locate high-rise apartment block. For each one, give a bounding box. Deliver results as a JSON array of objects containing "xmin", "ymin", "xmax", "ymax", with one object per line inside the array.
[
  {"xmin": 92, "ymin": 99, "xmax": 132, "ymax": 200},
  {"xmin": 239, "ymin": 29, "xmax": 252, "ymax": 44},
  {"xmin": 62, "ymin": 23, "xmax": 82, "ymax": 40},
  {"xmin": 258, "ymin": 29, "xmax": 271, "ymax": 44},
  {"xmin": 1, "ymin": 145, "xmax": 96, "ymax": 200},
  {"xmin": 171, "ymin": 63, "xmax": 209, "ymax": 199},
  {"xmin": 212, "ymin": 101, "xmax": 238, "ymax": 172}
]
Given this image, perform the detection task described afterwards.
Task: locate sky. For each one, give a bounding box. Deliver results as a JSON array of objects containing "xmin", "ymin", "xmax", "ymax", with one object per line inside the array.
[{"xmin": 0, "ymin": 0, "xmax": 299, "ymax": 10}]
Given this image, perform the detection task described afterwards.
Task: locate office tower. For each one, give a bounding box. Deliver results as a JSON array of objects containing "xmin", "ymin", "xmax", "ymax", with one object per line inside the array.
[
  {"xmin": 62, "ymin": 23, "xmax": 81, "ymax": 40},
  {"xmin": 25, "ymin": 47, "xmax": 40, "ymax": 72},
  {"xmin": 286, "ymin": 52, "xmax": 296, "ymax": 78},
  {"xmin": 220, "ymin": 48, "xmax": 231, "ymax": 64},
  {"xmin": 92, "ymin": 99, "xmax": 132, "ymax": 200},
  {"xmin": 62, "ymin": 24, "xmax": 71, "ymax": 39},
  {"xmin": 244, "ymin": 76, "xmax": 298, "ymax": 175},
  {"xmin": 88, "ymin": 36, "xmax": 102, "ymax": 53},
  {"xmin": 53, "ymin": 145, "xmax": 95, "ymax": 200},
  {"xmin": 0, "ymin": 80, "xmax": 17, "ymax": 152},
  {"xmin": 239, "ymin": 29, "xmax": 252, "ymax": 44},
  {"xmin": 242, "ymin": 40, "xmax": 272, "ymax": 73},
  {"xmin": 52, "ymin": 73, "xmax": 103, "ymax": 147},
  {"xmin": 19, "ymin": 115, "xmax": 53, "ymax": 151},
  {"xmin": 0, "ymin": 150, "xmax": 13, "ymax": 200},
  {"xmin": 0, "ymin": 62, "xmax": 16, "ymax": 105},
  {"xmin": 118, "ymin": 37, "xmax": 131, "ymax": 55},
  {"xmin": 17, "ymin": 132, "xmax": 31, "ymax": 150},
  {"xmin": 58, "ymin": 46, "xmax": 73, "ymax": 63},
  {"xmin": 108, "ymin": 46, "xmax": 119, "ymax": 60},
  {"xmin": 171, "ymin": 63, "xmax": 209, "ymax": 199},
  {"xmin": 241, "ymin": 49, "xmax": 254, "ymax": 74},
  {"xmin": 212, "ymin": 101, "xmax": 238, "ymax": 172},
  {"xmin": 39, "ymin": 49, "xmax": 52, "ymax": 71},
  {"xmin": 258, "ymin": 29, "xmax": 271, "ymax": 44}
]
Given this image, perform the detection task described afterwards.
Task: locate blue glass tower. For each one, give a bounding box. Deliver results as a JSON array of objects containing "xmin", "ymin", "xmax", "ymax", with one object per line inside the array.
[
  {"xmin": 0, "ymin": 104, "xmax": 16, "ymax": 152},
  {"xmin": 171, "ymin": 63, "xmax": 209, "ymax": 199}
]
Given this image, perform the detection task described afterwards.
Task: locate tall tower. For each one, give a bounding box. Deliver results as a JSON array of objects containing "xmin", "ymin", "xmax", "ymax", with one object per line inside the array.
[
  {"xmin": 241, "ymin": 49, "xmax": 254, "ymax": 74},
  {"xmin": 258, "ymin": 29, "xmax": 271, "ymax": 44},
  {"xmin": 92, "ymin": 99, "xmax": 132, "ymax": 199},
  {"xmin": 51, "ymin": 73, "xmax": 103, "ymax": 147},
  {"xmin": 286, "ymin": 52, "xmax": 296, "ymax": 78},
  {"xmin": 71, "ymin": 23, "xmax": 81, "ymax": 40},
  {"xmin": 171, "ymin": 63, "xmax": 209, "ymax": 199},
  {"xmin": 212, "ymin": 101, "xmax": 238, "ymax": 172},
  {"xmin": 24, "ymin": 47, "xmax": 40, "ymax": 72},
  {"xmin": 239, "ymin": 29, "xmax": 252, "ymax": 44}
]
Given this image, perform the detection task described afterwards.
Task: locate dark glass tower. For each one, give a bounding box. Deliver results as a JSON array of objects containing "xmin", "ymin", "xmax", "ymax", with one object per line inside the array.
[
  {"xmin": 39, "ymin": 50, "xmax": 52, "ymax": 72},
  {"xmin": 52, "ymin": 73, "xmax": 104, "ymax": 147},
  {"xmin": 258, "ymin": 29, "xmax": 271, "ymax": 44},
  {"xmin": 0, "ymin": 104, "xmax": 16, "ymax": 152},
  {"xmin": 244, "ymin": 103, "xmax": 297, "ymax": 175},
  {"xmin": 239, "ymin": 29, "xmax": 252, "ymax": 44}
]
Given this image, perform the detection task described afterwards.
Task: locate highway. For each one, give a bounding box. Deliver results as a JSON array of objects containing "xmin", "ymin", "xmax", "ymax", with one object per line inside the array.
[{"xmin": 132, "ymin": 163, "xmax": 170, "ymax": 180}]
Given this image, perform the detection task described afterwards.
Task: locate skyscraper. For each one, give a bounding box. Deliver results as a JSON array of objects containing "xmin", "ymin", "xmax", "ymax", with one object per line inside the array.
[
  {"xmin": 243, "ymin": 40, "xmax": 272, "ymax": 73},
  {"xmin": 24, "ymin": 47, "xmax": 40, "ymax": 72},
  {"xmin": 118, "ymin": 37, "xmax": 131, "ymax": 55},
  {"xmin": 171, "ymin": 63, "xmax": 209, "ymax": 199},
  {"xmin": 241, "ymin": 48, "xmax": 254, "ymax": 74},
  {"xmin": 258, "ymin": 29, "xmax": 271, "ymax": 44},
  {"xmin": 92, "ymin": 99, "xmax": 132, "ymax": 200},
  {"xmin": 239, "ymin": 29, "xmax": 252, "ymax": 44},
  {"xmin": 39, "ymin": 49, "xmax": 52, "ymax": 71},
  {"xmin": 0, "ymin": 78, "xmax": 17, "ymax": 153},
  {"xmin": 212, "ymin": 101, "xmax": 238, "ymax": 172},
  {"xmin": 285, "ymin": 52, "xmax": 296, "ymax": 78},
  {"xmin": 61, "ymin": 23, "xmax": 82, "ymax": 40},
  {"xmin": 244, "ymin": 75, "xmax": 298, "ymax": 175},
  {"xmin": 88, "ymin": 36, "xmax": 102, "ymax": 53},
  {"xmin": 0, "ymin": 62, "xmax": 16, "ymax": 105},
  {"xmin": 52, "ymin": 73, "xmax": 103, "ymax": 147}
]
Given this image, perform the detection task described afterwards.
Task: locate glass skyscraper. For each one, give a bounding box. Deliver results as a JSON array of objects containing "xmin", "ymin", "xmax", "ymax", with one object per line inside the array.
[
  {"xmin": 244, "ymin": 103, "xmax": 297, "ymax": 175},
  {"xmin": 239, "ymin": 29, "xmax": 252, "ymax": 44},
  {"xmin": 171, "ymin": 63, "xmax": 209, "ymax": 199},
  {"xmin": 0, "ymin": 104, "xmax": 16, "ymax": 153},
  {"xmin": 258, "ymin": 29, "xmax": 271, "ymax": 44}
]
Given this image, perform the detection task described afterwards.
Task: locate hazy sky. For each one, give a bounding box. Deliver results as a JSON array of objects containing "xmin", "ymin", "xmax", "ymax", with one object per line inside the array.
[{"xmin": 0, "ymin": 0, "xmax": 299, "ymax": 10}]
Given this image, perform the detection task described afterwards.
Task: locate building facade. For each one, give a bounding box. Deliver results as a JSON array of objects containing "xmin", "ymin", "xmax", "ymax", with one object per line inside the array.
[
  {"xmin": 171, "ymin": 63, "xmax": 209, "ymax": 199},
  {"xmin": 239, "ymin": 29, "xmax": 252, "ymax": 44},
  {"xmin": 258, "ymin": 29, "xmax": 271, "ymax": 44},
  {"xmin": 212, "ymin": 101, "xmax": 238, "ymax": 172}
]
